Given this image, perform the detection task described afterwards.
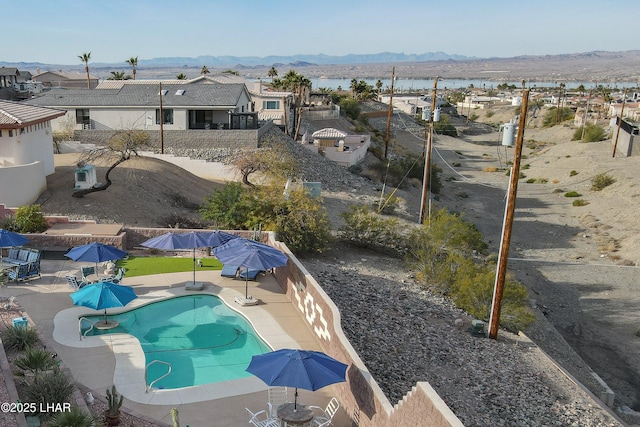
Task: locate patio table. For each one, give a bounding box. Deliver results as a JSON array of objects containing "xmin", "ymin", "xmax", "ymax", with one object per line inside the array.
[{"xmin": 277, "ymin": 403, "xmax": 314, "ymax": 426}]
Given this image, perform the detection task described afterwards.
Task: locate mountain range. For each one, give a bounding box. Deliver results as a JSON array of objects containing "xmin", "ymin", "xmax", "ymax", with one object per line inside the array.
[{"xmin": 2, "ymin": 51, "xmax": 470, "ymax": 70}]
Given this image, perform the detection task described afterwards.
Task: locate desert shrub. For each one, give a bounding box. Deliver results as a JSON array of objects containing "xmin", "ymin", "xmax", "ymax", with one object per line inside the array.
[
  {"xmin": 23, "ymin": 370, "xmax": 75, "ymax": 416},
  {"xmin": 505, "ymin": 170, "xmax": 526, "ymax": 179},
  {"xmin": 200, "ymin": 183, "xmax": 331, "ymax": 254},
  {"xmin": 483, "ymin": 167, "xmax": 498, "ymax": 172},
  {"xmin": 573, "ymin": 124, "xmax": 607, "ymax": 142},
  {"xmin": 485, "ymin": 110, "xmax": 495, "ymax": 118},
  {"xmin": 200, "ymin": 182, "xmax": 249, "ymax": 229},
  {"xmin": 13, "ymin": 347, "xmax": 57, "ymax": 376},
  {"xmin": 469, "ymin": 113, "xmax": 479, "ymax": 121},
  {"xmin": 521, "ymin": 163, "xmax": 530, "ymax": 170},
  {"xmin": 433, "ymin": 114, "xmax": 458, "ymax": 137},
  {"xmin": 0, "ymin": 215, "xmax": 18, "ymax": 231},
  {"xmin": 340, "ymin": 98, "xmax": 361, "ymax": 120},
  {"xmin": 591, "ymin": 173, "xmax": 615, "ymax": 191},
  {"xmin": 270, "ymin": 187, "xmax": 332, "ymax": 254},
  {"xmin": 13, "ymin": 204, "xmax": 47, "ymax": 233},
  {"xmin": 1, "ymin": 325, "xmax": 40, "ymax": 351},
  {"xmin": 542, "ymin": 107, "xmax": 574, "ymax": 127},
  {"xmin": 48, "ymin": 406, "xmax": 95, "ymax": 427},
  {"xmin": 573, "ymin": 199, "xmax": 589, "ymax": 206},
  {"xmin": 564, "ymin": 191, "xmax": 581, "ymax": 197},
  {"xmin": 338, "ymin": 205, "xmax": 405, "ymax": 255},
  {"xmin": 570, "ymin": 170, "xmax": 578, "ymax": 177},
  {"xmin": 450, "ymin": 265, "xmax": 535, "ymax": 333},
  {"xmin": 375, "ymin": 194, "xmax": 400, "ymax": 215},
  {"xmin": 526, "ymin": 178, "xmax": 535, "ymax": 183}
]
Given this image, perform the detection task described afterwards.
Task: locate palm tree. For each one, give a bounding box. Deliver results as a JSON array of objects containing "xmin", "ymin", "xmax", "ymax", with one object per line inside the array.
[
  {"xmin": 201, "ymin": 65, "xmax": 210, "ymax": 75},
  {"xmin": 78, "ymin": 52, "xmax": 91, "ymax": 89},
  {"xmin": 126, "ymin": 56, "xmax": 138, "ymax": 80},
  {"xmin": 268, "ymin": 66, "xmax": 278, "ymax": 80},
  {"xmin": 108, "ymin": 71, "xmax": 127, "ymax": 80},
  {"xmin": 176, "ymin": 73, "xmax": 187, "ymax": 80}
]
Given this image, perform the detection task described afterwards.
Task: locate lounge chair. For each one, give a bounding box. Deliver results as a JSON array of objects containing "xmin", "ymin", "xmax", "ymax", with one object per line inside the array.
[
  {"xmin": 220, "ymin": 264, "xmax": 239, "ymax": 278},
  {"xmin": 309, "ymin": 397, "xmax": 340, "ymax": 427},
  {"xmin": 110, "ymin": 267, "xmax": 125, "ymax": 283}
]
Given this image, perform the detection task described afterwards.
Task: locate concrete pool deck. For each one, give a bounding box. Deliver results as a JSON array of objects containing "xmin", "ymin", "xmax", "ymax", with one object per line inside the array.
[{"xmin": 1, "ymin": 259, "xmax": 350, "ymax": 426}]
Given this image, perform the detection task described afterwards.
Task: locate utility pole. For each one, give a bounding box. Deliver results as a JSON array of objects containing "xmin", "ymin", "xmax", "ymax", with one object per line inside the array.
[
  {"xmin": 384, "ymin": 67, "xmax": 395, "ymax": 159},
  {"xmin": 419, "ymin": 77, "xmax": 438, "ymax": 225},
  {"xmin": 488, "ymin": 90, "xmax": 530, "ymax": 339},
  {"xmin": 159, "ymin": 82, "xmax": 164, "ymax": 154},
  {"xmin": 612, "ymin": 88, "xmax": 627, "ymax": 158}
]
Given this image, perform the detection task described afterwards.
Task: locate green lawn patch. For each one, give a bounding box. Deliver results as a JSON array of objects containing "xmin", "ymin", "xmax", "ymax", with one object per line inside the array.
[{"xmin": 117, "ymin": 256, "xmax": 223, "ymax": 277}]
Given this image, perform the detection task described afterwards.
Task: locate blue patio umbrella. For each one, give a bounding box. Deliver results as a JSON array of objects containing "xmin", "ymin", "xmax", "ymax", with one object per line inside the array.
[
  {"xmin": 141, "ymin": 231, "xmax": 240, "ymax": 285},
  {"xmin": 212, "ymin": 238, "xmax": 288, "ymax": 298},
  {"xmin": 0, "ymin": 229, "xmax": 29, "ymax": 262},
  {"xmin": 70, "ymin": 280, "xmax": 137, "ymax": 326},
  {"xmin": 246, "ymin": 349, "xmax": 348, "ymax": 409}
]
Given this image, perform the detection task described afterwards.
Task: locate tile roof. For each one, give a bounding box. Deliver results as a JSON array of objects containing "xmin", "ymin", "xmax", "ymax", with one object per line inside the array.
[
  {"xmin": 24, "ymin": 81, "xmax": 247, "ymax": 108},
  {"xmin": 0, "ymin": 99, "xmax": 66, "ymax": 128}
]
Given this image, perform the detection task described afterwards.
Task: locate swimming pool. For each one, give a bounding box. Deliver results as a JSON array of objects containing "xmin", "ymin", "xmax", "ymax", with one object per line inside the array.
[{"xmin": 81, "ymin": 294, "xmax": 271, "ymax": 389}]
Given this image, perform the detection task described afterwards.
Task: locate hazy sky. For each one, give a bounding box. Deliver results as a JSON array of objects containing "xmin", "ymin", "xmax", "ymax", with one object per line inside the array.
[{"xmin": 6, "ymin": 0, "xmax": 637, "ymax": 65}]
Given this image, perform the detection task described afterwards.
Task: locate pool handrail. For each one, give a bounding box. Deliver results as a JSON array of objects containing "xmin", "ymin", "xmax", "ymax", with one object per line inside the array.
[
  {"xmin": 146, "ymin": 360, "xmax": 173, "ymax": 393},
  {"xmin": 78, "ymin": 316, "xmax": 96, "ymax": 340}
]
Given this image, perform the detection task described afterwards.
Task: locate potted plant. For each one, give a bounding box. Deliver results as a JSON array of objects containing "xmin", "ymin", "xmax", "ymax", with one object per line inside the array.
[{"xmin": 105, "ymin": 385, "xmax": 123, "ymax": 426}]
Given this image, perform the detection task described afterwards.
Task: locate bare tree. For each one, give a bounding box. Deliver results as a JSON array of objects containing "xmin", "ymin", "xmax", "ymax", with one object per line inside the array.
[
  {"xmin": 232, "ymin": 145, "xmax": 299, "ymax": 187},
  {"xmin": 72, "ymin": 128, "xmax": 150, "ymax": 198}
]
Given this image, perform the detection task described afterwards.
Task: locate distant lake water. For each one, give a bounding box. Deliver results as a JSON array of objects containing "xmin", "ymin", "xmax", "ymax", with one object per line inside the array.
[{"xmin": 310, "ymin": 78, "xmax": 637, "ymax": 92}]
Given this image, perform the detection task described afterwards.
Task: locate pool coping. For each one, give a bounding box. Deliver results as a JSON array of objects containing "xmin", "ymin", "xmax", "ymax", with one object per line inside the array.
[{"xmin": 53, "ymin": 284, "xmax": 298, "ymax": 405}]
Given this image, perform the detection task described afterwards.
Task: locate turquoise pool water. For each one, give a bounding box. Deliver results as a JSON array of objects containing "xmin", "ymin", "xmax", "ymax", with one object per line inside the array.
[{"xmin": 81, "ymin": 294, "xmax": 271, "ymax": 389}]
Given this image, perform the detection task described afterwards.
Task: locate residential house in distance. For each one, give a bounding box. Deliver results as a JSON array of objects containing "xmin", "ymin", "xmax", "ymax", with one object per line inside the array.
[
  {"xmin": 305, "ymin": 127, "xmax": 371, "ymax": 167},
  {"xmin": 204, "ymin": 74, "xmax": 294, "ymax": 134},
  {"xmin": 24, "ymin": 77, "xmax": 272, "ymax": 155},
  {"xmin": 0, "ymin": 100, "xmax": 66, "ymax": 207},
  {"xmin": 33, "ymin": 70, "xmax": 99, "ymax": 89}
]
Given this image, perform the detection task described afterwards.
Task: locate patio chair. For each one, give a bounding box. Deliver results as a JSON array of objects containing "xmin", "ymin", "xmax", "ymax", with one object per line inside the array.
[
  {"xmin": 245, "ymin": 407, "xmax": 279, "ymax": 427},
  {"xmin": 81, "ymin": 265, "xmax": 96, "ymax": 282},
  {"xmin": 66, "ymin": 275, "xmax": 88, "ymax": 290},
  {"xmin": 267, "ymin": 386, "xmax": 288, "ymax": 419},
  {"xmin": 309, "ymin": 397, "xmax": 340, "ymax": 427}
]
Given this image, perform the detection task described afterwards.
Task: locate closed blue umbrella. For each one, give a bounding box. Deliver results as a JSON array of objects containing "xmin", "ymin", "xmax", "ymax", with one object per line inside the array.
[
  {"xmin": 70, "ymin": 280, "xmax": 137, "ymax": 326},
  {"xmin": 246, "ymin": 349, "xmax": 348, "ymax": 409},
  {"xmin": 212, "ymin": 238, "xmax": 288, "ymax": 298}
]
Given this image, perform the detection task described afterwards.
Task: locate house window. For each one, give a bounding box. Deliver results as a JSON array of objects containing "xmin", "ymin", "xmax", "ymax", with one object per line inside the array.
[
  {"xmin": 263, "ymin": 100, "xmax": 280, "ymax": 110},
  {"xmin": 77, "ymin": 172, "xmax": 86, "ymax": 182},
  {"xmin": 156, "ymin": 109, "xmax": 174, "ymax": 125},
  {"xmin": 9, "ymin": 130, "xmax": 13, "ymax": 137},
  {"xmin": 0, "ymin": 130, "xmax": 3, "ymax": 137},
  {"xmin": 76, "ymin": 109, "xmax": 90, "ymax": 125}
]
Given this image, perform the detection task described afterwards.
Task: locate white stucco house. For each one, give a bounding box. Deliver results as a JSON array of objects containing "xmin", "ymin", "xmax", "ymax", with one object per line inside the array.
[
  {"xmin": 24, "ymin": 77, "xmax": 255, "ymax": 133},
  {"xmin": 0, "ymin": 100, "xmax": 66, "ymax": 207}
]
